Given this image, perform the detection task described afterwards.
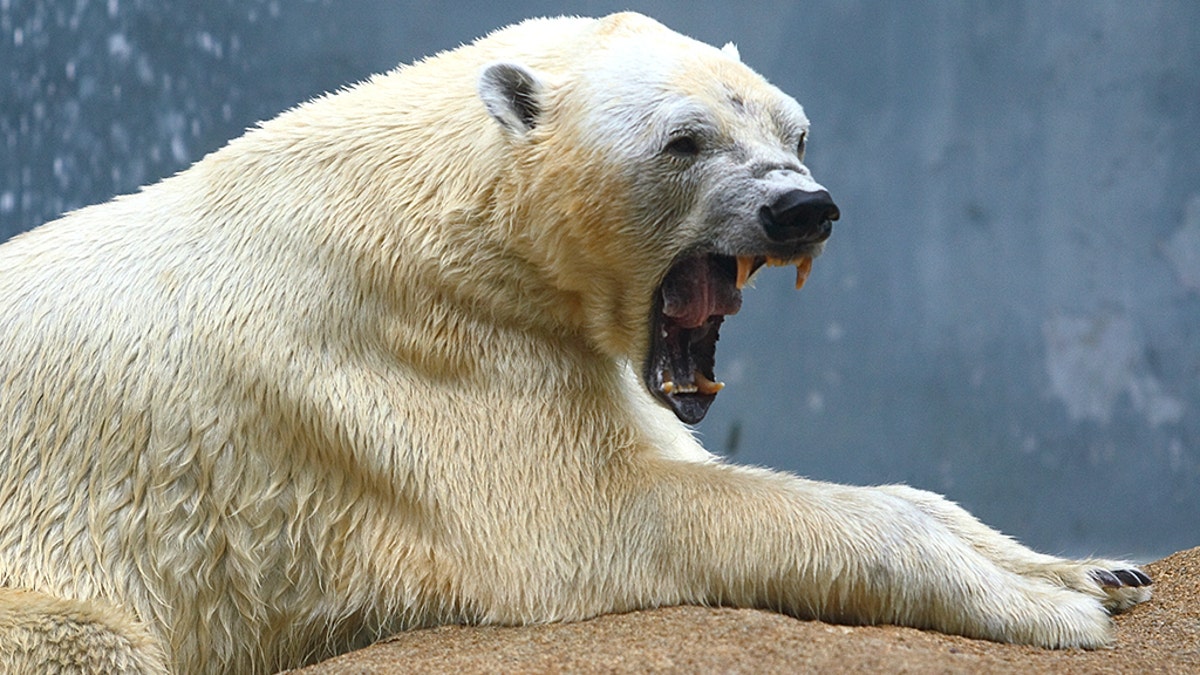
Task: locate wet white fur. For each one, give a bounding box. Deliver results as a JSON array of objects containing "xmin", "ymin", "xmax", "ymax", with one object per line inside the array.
[{"xmin": 0, "ymin": 12, "xmax": 1148, "ymax": 674}]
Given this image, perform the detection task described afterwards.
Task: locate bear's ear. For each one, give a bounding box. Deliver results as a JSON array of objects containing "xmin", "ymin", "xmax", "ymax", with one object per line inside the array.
[
  {"xmin": 721, "ymin": 42, "xmax": 741, "ymax": 61},
  {"xmin": 478, "ymin": 62, "xmax": 544, "ymax": 136}
]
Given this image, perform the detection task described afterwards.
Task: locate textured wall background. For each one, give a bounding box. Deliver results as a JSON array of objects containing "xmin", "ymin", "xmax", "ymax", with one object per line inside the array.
[{"xmin": 2, "ymin": 1, "xmax": 1197, "ymax": 558}]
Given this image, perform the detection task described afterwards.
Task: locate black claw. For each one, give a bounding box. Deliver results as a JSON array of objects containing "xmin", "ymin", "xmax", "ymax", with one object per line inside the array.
[
  {"xmin": 1129, "ymin": 569, "xmax": 1153, "ymax": 586},
  {"xmin": 1112, "ymin": 568, "xmax": 1151, "ymax": 587},
  {"xmin": 1091, "ymin": 569, "xmax": 1123, "ymax": 588}
]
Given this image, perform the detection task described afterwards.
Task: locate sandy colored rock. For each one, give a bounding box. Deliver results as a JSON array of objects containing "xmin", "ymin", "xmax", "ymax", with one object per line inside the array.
[{"xmin": 288, "ymin": 547, "xmax": 1199, "ymax": 674}]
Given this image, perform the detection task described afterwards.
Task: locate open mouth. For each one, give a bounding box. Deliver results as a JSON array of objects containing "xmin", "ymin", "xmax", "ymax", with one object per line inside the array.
[{"xmin": 645, "ymin": 253, "xmax": 815, "ymax": 424}]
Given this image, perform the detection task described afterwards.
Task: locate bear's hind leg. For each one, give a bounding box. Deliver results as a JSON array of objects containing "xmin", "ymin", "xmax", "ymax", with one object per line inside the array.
[
  {"xmin": 877, "ymin": 484, "xmax": 1152, "ymax": 612},
  {"xmin": 0, "ymin": 588, "xmax": 168, "ymax": 674}
]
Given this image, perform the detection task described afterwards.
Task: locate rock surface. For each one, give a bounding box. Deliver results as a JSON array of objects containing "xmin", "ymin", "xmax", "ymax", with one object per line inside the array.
[{"xmin": 288, "ymin": 547, "xmax": 1199, "ymax": 674}]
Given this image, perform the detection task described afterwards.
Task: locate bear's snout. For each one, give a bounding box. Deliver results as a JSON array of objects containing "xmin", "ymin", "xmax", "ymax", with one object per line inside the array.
[{"xmin": 758, "ymin": 189, "xmax": 840, "ymax": 244}]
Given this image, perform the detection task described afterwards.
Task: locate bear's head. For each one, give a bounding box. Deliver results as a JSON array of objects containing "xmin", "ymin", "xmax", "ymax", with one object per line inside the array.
[{"xmin": 477, "ymin": 13, "xmax": 839, "ymax": 424}]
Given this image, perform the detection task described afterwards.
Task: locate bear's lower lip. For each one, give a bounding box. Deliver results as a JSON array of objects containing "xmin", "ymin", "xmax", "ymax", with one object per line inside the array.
[
  {"xmin": 644, "ymin": 253, "xmax": 740, "ymax": 424},
  {"xmin": 644, "ymin": 252, "xmax": 816, "ymax": 424},
  {"xmin": 648, "ymin": 313, "xmax": 725, "ymax": 425}
]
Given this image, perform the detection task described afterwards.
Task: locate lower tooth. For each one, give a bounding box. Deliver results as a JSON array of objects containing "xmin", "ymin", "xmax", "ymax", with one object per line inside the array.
[
  {"xmin": 662, "ymin": 370, "xmax": 722, "ymax": 396},
  {"xmin": 662, "ymin": 370, "xmax": 675, "ymax": 395},
  {"xmin": 694, "ymin": 371, "xmax": 725, "ymax": 395}
]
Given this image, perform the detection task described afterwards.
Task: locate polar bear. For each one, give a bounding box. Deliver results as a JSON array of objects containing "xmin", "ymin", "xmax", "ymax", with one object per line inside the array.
[{"xmin": 0, "ymin": 12, "xmax": 1150, "ymax": 674}]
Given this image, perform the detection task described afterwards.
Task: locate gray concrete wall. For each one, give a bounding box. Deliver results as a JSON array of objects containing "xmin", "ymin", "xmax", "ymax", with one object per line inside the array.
[{"xmin": 3, "ymin": 1, "xmax": 1197, "ymax": 558}]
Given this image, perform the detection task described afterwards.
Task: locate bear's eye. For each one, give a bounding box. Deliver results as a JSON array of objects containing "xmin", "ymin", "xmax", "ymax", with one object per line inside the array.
[
  {"xmin": 796, "ymin": 132, "xmax": 808, "ymax": 159},
  {"xmin": 665, "ymin": 134, "xmax": 701, "ymax": 159}
]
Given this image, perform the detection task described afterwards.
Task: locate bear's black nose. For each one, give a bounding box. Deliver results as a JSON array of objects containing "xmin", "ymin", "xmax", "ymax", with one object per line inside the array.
[{"xmin": 758, "ymin": 189, "xmax": 840, "ymax": 243}]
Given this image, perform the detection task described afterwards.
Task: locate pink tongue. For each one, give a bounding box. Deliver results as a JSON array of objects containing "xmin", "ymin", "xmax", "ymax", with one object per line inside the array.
[{"xmin": 661, "ymin": 256, "xmax": 742, "ymax": 329}]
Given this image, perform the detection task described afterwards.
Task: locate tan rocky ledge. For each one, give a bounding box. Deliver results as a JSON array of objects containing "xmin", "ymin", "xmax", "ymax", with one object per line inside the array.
[{"xmin": 288, "ymin": 547, "xmax": 1199, "ymax": 674}]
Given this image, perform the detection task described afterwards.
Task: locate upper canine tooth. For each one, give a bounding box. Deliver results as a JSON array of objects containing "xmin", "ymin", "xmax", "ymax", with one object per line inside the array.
[
  {"xmin": 795, "ymin": 256, "xmax": 813, "ymax": 290},
  {"xmin": 735, "ymin": 256, "xmax": 754, "ymax": 289}
]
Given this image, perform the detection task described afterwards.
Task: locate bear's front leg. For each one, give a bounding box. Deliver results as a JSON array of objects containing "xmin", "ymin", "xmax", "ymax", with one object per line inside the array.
[
  {"xmin": 875, "ymin": 484, "xmax": 1152, "ymax": 612},
  {"xmin": 607, "ymin": 458, "xmax": 1122, "ymax": 649}
]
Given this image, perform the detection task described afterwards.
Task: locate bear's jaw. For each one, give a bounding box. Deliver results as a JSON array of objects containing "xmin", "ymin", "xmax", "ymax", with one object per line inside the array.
[{"xmin": 645, "ymin": 252, "xmax": 815, "ymax": 424}]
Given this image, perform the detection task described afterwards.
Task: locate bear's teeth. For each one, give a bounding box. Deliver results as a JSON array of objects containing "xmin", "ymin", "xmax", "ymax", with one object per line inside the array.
[
  {"xmin": 694, "ymin": 371, "xmax": 725, "ymax": 395},
  {"xmin": 744, "ymin": 255, "xmax": 814, "ymax": 290},
  {"xmin": 660, "ymin": 370, "xmax": 723, "ymax": 396},
  {"xmin": 735, "ymin": 256, "xmax": 754, "ymax": 289},
  {"xmin": 795, "ymin": 256, "xmax": 813, "ymax": 290}
]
